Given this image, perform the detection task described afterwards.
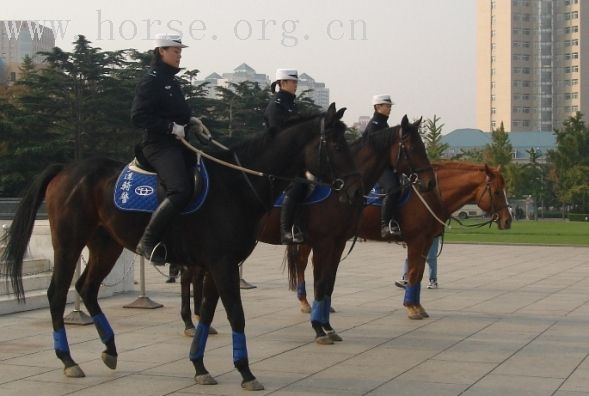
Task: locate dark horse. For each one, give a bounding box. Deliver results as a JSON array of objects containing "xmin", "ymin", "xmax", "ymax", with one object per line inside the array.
[
  {"xmin": 0, "ymin": 104, "xmax": 363, "ymax": 391},
  {"xmin": 179, "ymin": 116, "xmax": 439, "ymax": 344},
  {"xmin": 291, "ymin": 160, "xmax": 513, "ymax": 320}
]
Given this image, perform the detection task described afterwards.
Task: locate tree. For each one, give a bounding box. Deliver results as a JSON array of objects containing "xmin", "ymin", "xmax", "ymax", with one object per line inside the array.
[
  {"xmin": 547, "ymin": 112, "xmax": 589, "ymax": 212},
  {"xmin": 483, "ymin": 121, "xmax": 512, "ymax": 168},
  {"xmin": 421, "ymin": 114, "xmax": 449, "ymax": 160}
]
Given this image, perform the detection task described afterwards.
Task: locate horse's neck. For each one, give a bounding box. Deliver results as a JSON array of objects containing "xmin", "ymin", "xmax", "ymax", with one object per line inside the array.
[
  {"xmin": 437, "ymin": 168, "xmax": 486, "ymax": 213},
  {"xmin": 351, "ymin": 141, "xmax": 390, "ymax": 194}
]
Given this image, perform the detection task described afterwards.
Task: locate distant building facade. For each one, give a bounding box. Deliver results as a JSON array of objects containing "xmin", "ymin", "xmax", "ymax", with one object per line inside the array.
[
  {"xmin": 195, "ymin": 64, "xmax": 329, "ymax": 109},
  {"xmin": 0, "ymin": 21, "xmax": 55, "ymax": 84},
  {"xmin": 297, "ymin": 73, "xmax": 330, "ymax": 110}
]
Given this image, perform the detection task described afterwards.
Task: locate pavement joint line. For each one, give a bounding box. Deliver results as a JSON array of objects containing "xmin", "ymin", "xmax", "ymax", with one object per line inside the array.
[{"xmin": 551, "ymin": 351, "xmax": 589, "ymax": 396}]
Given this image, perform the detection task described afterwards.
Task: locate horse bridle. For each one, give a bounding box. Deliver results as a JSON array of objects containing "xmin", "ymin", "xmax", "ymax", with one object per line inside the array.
[
  {"xmin": 317, "ymin": 117, "xmax": 362, "ymax": 193},
  {"xmin": 475, "ymin": 175, "xmax": 509, "ymax": 222},
  {"xmin": 391, "ymin": 127, "xmax": 435, "ymax": 193}
]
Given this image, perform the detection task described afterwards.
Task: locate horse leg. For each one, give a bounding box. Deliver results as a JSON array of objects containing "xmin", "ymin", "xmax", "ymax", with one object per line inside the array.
[
  {"xmin": 208, "ymin": 262, "xmax": 263, "ymax": 391},
  {"xmin": 310, "ymin": 240, "xmax": 344, "ymax": 345},
  {"xmin": 183, "ymin": 267, "xmax": 217, "ymax": 337},
  {"xmin": 294, "ymin": 244, "xmax": 312, "ymax": 313},
  {"xmin": 404, "ymin": 243, "xmax": 428, "ymax": 320},
  {"xmin": 48, "ymin": 243, "xmax": 86, "ymax": 377},
  {"xmin": 77, "ymin": 229, "xmax": 123, "ymax": 370},
  {"xmin": 190, "ymin": 269, "xmax": 220, "ymax": 386},
  {"xmin": 181, "ymin": 266, "xmax": 196, "ymax": 336},
  {"xmin": 194, "ymin": 267, "xmax": 217, "ymax": 335}
]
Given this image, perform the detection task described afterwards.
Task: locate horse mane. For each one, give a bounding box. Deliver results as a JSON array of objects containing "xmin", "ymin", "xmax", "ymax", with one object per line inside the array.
[
  {"xmin": 350, "ymin": 124, "xmax": 400, "ymax": 154},
  {"xmin": 203, "ymin": 115, "xmax": 322, "ymax": 165},
  {"xmin": 432, "ymin": 160, "xmax": 492, "ymax": 173}
]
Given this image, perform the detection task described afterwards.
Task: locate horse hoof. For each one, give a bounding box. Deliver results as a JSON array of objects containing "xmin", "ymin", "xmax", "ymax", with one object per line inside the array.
[
  {"xmin": 406, "ymin": 307, "xmax": 423, "ymax": 320},
  {"xmin": 326, "ymin": 331, "xmax": 343, "ymax": 342},
  {"xmin": 329, "ymin": 306, "xmax": 336, "ymax": 313},
  {"xmin": 101, "ymin": 352, "xmax": 117, "ymax": 370},
  {"xmin": 315, "ymin": 335, "xmax": 334, "ymax": 345},
  {"xmin": 242, "ymin": 379, "xmax": 265, "ymax": 391},
  {"xmin": 184, "ymin": 327, "xmax": 196, "ymax": 337},
  {"xmin": 418, "ymin": 308, "xmax": 430, "ymax": 318},
  {"xmin": 208, "ymin": 325, "xmax": 218, "ymax": 335},
  {"xmin": 194, "ymin": 373, "xmax": 218, "ymax": 385},
  {"xmin": 300, "ymin": 305, "xmax": 311, "ymax": 314},
  {"xmin": 64, "ymin": 365, "xmax": 85, "ymax": 378}
]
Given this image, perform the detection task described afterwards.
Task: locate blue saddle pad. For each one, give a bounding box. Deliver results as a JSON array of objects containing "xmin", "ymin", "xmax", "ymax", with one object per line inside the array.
[
  {"xmin": 113, "ymin": 161, "xmax": 209, "ymax": 214},
  {"xmin": 273, "ymin": 185, "xmax": 332, "ymax": 208},
  {"xmin": 366, "ymin": 184, "xmax": 411, "ymax": 207}
]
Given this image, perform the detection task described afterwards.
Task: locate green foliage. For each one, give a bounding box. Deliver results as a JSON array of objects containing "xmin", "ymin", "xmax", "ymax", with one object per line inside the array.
[
  {"xmin": 568, "ymin": 213, "xmax": 589, "ymax": 222},
  {"xmin": 547, "ymin": 112, "xmax": 589, "ymax": 211},
  {"xmin": 483, "ymin": 121, "xmax": 512, "ymax": 167},
  {"xmin": 421, "ymin": 114, "xmax": 448, "ymax": 160}
]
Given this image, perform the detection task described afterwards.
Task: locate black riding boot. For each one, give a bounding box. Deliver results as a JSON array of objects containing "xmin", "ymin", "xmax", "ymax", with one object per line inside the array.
[
  {"xmin": 381, "ymin": 192, "xmax": 401, "ymax": 238},
  {"xmin": 281, "ymin": 195, "xmax": 304, "ymax": 244},
  {"xmin": 136, "ymin": 198, "xmax": 178, "ymax": 264}
]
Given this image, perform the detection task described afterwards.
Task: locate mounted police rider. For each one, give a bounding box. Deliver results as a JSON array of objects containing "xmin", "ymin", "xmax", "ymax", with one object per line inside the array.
[
  {"xmin": 264, "ymin": 69, "xmax": 306, "ymax": 244},
  {"xmin": 363, "ymin": 94, "xmax": 402, "ymax": 238},
  {"xmin": 131, "ymin": 33, "xmax": 195, "ymax": 264}
]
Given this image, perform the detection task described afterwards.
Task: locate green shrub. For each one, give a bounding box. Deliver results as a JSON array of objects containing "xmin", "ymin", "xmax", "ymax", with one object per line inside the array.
[{"xmin": 568, "ymin": 213, "xmax": 589, "ymax": 222}]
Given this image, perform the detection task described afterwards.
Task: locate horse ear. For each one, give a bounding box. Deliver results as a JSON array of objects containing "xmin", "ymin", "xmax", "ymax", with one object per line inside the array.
[
  {"xmin": 413, "ymin": 116, "xmax": 423, "ymax": 128},
  {"xmin": 484, "ymin": 163, "xmax": 494, "ymax": 177},
  {"xmin": 325, "ymin": 102, "xmax": 337, "ymax": 125},
  {"xmin": 496, "ymin": 164, "xmax": 502, "ymax": 172},
  {"xmin": 401, "ymin": 115, "xmax": 409, "ymax": 129},
  {"xmin": 335, "ymin": 107, "xmax": 346, "ymax": 120}
]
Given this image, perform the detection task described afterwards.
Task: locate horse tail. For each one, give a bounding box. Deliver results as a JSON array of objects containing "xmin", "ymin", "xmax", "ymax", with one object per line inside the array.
[
  {"xmin": 285, "ymin": 244, "xmax": 301, "ymax": 291},
  {"xmin": 1, "ymin": 164, "xmax": 64, "ymax": 302}
]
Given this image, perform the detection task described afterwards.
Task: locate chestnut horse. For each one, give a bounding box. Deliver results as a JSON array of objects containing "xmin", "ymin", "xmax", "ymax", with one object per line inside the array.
[
  {"xmin": 179, "ymin": 116, "xmax": 441, "ymax": 344},
  {"xmin": 1, "ymin": 105, "xmax": 362, "ymax": 391},
  {"xmin": 291, "ymin": 161, "xmax": 512, "ymax": 320}
]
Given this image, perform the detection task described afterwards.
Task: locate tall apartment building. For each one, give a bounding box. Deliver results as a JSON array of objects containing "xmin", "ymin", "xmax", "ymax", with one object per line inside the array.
[
  {"xmin": 0, "ymin": 21, "xmax": 55, "ymax": 84},
  {"xmin": 477, "ymin": 0, "xmax": 589, "ymax": 132}
]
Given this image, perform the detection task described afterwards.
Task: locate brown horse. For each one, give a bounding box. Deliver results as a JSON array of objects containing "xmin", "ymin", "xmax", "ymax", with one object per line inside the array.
[
  {"xmin": 180, "ymin": 116, "xmax": 440, "ymax": 344},
  {"xmin": 1, "ymin": 105, "xmax": 362, "ymax": 391},
  {"xmin": 291, "ymin": 160, "xmax": 513, "ymax": 320}
]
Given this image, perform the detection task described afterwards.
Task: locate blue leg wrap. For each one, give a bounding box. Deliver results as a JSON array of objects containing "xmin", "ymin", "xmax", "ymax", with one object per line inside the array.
[
  {"xmin": 232, "ymin": 331, "xmax": 248, "ymax": 363},
  {"xmin": 53, "ymin": 328, "xmax": 70, "ymax": 353},
  {"xmin": 404, "ymin": 283, "xmax": 421, "ymax": 306},
  {"xmin": 189, "ymin": 322, "xmax": 209, "ymax": 362},
  {"xmin": 323, "ymin": 295, "xmax": 332, "ymax": 325},
  {"xmin": 92, "ymin": 313, "xmax": 114, "ymax": 344},
  {"xmin": 296, "ymin": 281, "xmax": 306, "ymax": 299},
  {"xmin": 311, "ymin": 298, "xmax": 330, "ymax": 324}
]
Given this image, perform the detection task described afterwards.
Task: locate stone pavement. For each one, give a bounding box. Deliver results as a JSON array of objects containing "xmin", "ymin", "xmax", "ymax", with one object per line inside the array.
[{"xmin": 1, "ymin": 241, "xmax": 589, "ymax": 396}]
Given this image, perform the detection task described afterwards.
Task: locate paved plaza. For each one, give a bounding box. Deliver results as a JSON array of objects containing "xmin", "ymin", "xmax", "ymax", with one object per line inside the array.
[{"xmin": 1, "ymin": 241, "xmax": 589, "ymax": 395}]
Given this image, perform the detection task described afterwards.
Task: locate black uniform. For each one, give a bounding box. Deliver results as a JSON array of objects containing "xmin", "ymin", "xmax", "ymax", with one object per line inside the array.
[
  {"xmin": 364, "ymin": 112, "xmax": 400, "ymax": 195},
  {"xmin": 364, "ymin": 111, "xmax": 401, "ymax": 237},
  {"xmin": 264, "ymin": 90, "xmax": 298, "ymax": 131},
  {"xmin": 264, "ymin": 89, "xmax": 306, "ymax": 243},
  {"xmin": 131, "ymin": 61, "xmax": 194, "ymax": 209}
]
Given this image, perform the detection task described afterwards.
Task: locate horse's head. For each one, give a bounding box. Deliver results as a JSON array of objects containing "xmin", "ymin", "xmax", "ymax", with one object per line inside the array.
[
  {"xmin": 392, "ymin": 115, "xmax": 436, "ymax": 193},
  {"xmin": 303, "ymin": 103, "xmax": 362, "ymax": 205},
  {"xmin": 477, "ymin": 164, "xmax": 512, "ymax": 229}
]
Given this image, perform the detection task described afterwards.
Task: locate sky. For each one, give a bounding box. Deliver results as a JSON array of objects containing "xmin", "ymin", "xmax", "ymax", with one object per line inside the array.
[{"xmin": 5, "ymin": 0, "xmax": 477, "ymax": 132}]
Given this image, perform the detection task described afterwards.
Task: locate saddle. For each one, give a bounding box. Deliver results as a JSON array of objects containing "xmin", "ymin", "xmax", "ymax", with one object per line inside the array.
[{"xmin": 113, "ymin": 156, "xmax": 209, "ymax": 215}]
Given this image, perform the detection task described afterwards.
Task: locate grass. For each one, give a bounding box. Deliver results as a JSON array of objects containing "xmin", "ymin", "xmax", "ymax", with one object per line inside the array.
[{"xmin": 444, "ymin": 218, "xmax": 589, "ymax": 246}]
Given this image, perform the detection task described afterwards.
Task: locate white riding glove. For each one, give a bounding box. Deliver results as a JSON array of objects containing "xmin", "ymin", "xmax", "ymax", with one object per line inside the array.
[{"xmin": 170, "ymin": 122, "xmax": 185, "ymax": 139}]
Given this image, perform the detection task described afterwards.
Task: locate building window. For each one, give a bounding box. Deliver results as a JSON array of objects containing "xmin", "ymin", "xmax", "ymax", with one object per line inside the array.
[
  {"xmin": 491, "ymin": 95, "xmax": 496, "ymax": 102},
  {"xmin": 513, "ymin": 120, "xmax": 520, "ymax": 127},
  {"xmin": 572, "ymin": 11, "xmax": 578, "ymax": 19},
  {"xmin": 572, "ymin": 79, "xmax": 579, "ymax": 85},
  {"xmin": 491, "ymin": 107, "xmax": 497, "ymax": 114},
  {"xmin": 491, "ymin": 120, "xmax": 497, "ymax": 128},
  {"xmin": 572, "ymin": 52, "xmax": 579, "ymax": 59},
  {"xmin": 523, "ymin": 120, "xmax": 530, "ymax": 127}
]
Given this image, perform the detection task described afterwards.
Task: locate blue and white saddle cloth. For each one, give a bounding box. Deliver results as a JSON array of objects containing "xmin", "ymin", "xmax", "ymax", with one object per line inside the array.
[
  {"xmin": 366, "ymin": 184, "xmax": 411, "ymax": 207},
  {"xmin": 113, "ymin": 161, "xmax": 209, "ymax": 214},
  {"xmin": 273, "ymin": 185, "xmax": 332, "ymax": 208}
]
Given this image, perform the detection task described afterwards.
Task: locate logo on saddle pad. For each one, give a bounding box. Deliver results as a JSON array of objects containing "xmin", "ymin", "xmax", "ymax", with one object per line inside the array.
[{"xmin": 114, "ymin": 162, "xmax": 209, "ymax": 214}]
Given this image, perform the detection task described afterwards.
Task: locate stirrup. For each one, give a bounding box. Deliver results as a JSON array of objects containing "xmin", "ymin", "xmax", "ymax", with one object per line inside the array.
[
  {"xmin": 147, "ymin": 241, "xmax": 168, "ymax": 265},
  {"xmin": 282, "ymin": 225, "xmax": 304, "ymax": 244}
]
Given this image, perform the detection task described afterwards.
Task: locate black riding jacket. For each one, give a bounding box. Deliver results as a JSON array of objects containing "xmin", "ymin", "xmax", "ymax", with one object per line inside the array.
[
  {"xmin": 131, "ymin": 61, "xmax": 191, "ymax": 144},
  {"xmin": 264, "ymin": 90, "xmax": 298, "ymax": 131},
  {"xmin": 363, "ymin": 111, "xmax": 390, "ymax": 136}
]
